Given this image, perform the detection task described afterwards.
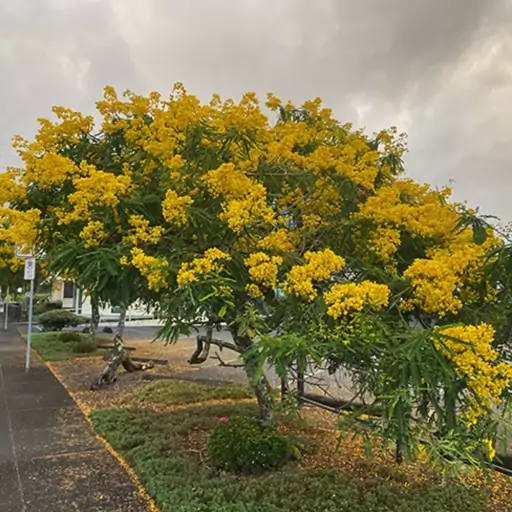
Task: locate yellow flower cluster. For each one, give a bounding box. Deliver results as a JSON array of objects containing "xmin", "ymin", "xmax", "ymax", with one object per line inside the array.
[
  {"xmin": 246, "ymin": 283, "xmax": 264, "ymax": 298},
  {"xmin": 370, "ymin": 225, "xmax": 402, "ymax": 267},
  {"xmin": 176, "ymin": 247, "xmax": 231, "ymax": 286},
  {"xmin": 203, "ymin": 163, "xmax": 275, "ymax": 233},
  {"xmin": 265, "ymin": 92, "xmax": 282, "ymax": 111},
  {"xmin": 125, "ymin": 215, "xmax": 164, "ymax": 245},
  {"xmin": 0, "ymin": 169, "xmax": 26, "ymax": 206},
  {"xmin": 0, "ymin": 243, "xmax": 23, "ymax": 272},
  {"xmin": 403, "ymin": 257, "xmax": 462, "ymax": 316},
  {"xmin": 130, "ymin": 247, "xmax": 168, "ymax": 291},
  {"xmin": 79, "ymin": 220, "xmax": 107, "ymax": 248},
  {"xmin": 162, "ymin": 189, "xmax": 193, "ymax": 226},
  {"xmin": 303, "ymin": 178, "xmax": 342, "ymax": 221},
  {"xmin": 285, "ymin": 249, "xmax": 345, "ymax": 301},
  {"xmin": 62, "ymin": 167, "xmax": 131, "ymax": 223},
  {"xmin": 356, "ymin": 180, "xmax": 458, "ymax": 264},
  {"xmin": 264, "ymin": 107, "xmax": 399, "ymax": 191},
  {"xmin": 23, "ymin": 152, "xmax": 79, "ymax": 190},
  {"xmin": 0, "ymin": 209, "xmax": 41, "ymax": 249},
  {"xmin": 257, "ymin": 229, "xmax": 295, "ymax": 253},
  {"xmin": 25, "ymin": 106, "xmax": 94, "ymax": 150},
  {"xmin": 482, "ymin": 438, "xmax": 496, "ymax": 461},
  {"xmin": 244, "ymin": 252, "xmax": 283, "ymax": 289},
  {"xmin": 403, "ymin": 242, "xmax": 489, "ymax": 316},
  {"xmin": 436, "ymin": 324, "xmax": 512, "ymax": 425},
  {"xmin": 324, "ymin": 281, "xmax": 390, "ymax": 319}
]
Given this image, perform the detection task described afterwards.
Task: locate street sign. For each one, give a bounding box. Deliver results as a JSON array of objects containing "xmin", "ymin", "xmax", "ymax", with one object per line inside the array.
[
  {"xmin": 23, "ymin": 256, "xmax": 36, "ymax": 372},
  {"xmin": 24, "ymin": 257, "xmax": 36, "ymax": 281},
  {"xmin": 15, "ymin": 245, "xmax": 33, "ymax": 258}
]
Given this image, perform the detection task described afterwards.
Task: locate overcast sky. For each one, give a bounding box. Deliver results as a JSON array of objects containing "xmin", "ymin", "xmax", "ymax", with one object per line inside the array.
[{"xmin": 1, "ymin": 0, "xmax": 511, "ymax": 219}]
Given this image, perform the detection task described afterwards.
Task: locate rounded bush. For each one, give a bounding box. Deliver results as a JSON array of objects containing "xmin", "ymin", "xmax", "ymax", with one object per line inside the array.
[
  {"xmin": 34, "ymin": 299, "xmax": 62, "ymax": 315},
  {"xmin": 58, "ymin": 331, "xmax": 85, "ymax": 343},
  {"xmin": 71, "ymin": 339, "xmax": 97, "ymax": 354},
  {"xmin": 206, "ymin": 416, "xmax": 290, "ymax": 474},
  {"xmin": 38, "ymin": 310, "xmax": 88, "ymax": 331}
]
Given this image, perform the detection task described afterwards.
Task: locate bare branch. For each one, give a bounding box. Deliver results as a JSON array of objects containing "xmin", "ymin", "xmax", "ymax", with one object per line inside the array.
[
  {"xmin": 211, "ymin": 351, "xmax": 245, "ymax": 368},
  {"xmin": 188, "ymin": 326, "xmax": 240, "ymax": 365},
  {"xmin": 188, "ymin": 335, "xmax": 210, "ymax": 364},
  {"xmin": 197, "ymin": 335, "xmax": 239, "ymax": 353}
]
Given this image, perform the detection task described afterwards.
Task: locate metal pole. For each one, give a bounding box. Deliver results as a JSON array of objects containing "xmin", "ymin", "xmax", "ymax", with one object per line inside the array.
[
  {"xmin": 25, "ymin": 278, "xmax": 34, "ymax": 371},
  {"xmin": 74, "ymin": 284, "xmax": 79, "ymax": 314},
  {"xmin": 3, "ymin": 287, "xmax": 9, "ymax": 331}
]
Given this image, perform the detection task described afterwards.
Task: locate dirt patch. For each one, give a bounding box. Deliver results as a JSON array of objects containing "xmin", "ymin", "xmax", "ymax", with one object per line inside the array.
[{"xmin": 48, "ymin": 338, "xmax": 206, "ymax": 412}]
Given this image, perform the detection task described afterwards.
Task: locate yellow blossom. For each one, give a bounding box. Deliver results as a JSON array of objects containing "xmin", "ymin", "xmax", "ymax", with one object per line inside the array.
[
  {"xmin": 324, "ymin": 281, "xmax": 390, "ymax": 319},
  {"xmin": 130, "ymin": 247, "xmax": 168, "ymax": 291},
  {"xmin": 257, "ymin": 229, "xmax": 295, "ymax": 253},
  {"xmin": 482, "ymin": 438, "xmax": 496, "ymax": 461},
  {"xmin": 244, "ymin": 252, "xmax": 283, "ymax": 289},
  {"xmin": 203, "ymin": 163, "xmax": 275, "ymax": 233},
  {"xmin": 62, "ymin": 167, "xmax": 131, "ymax": 223},
  {"xmin": 177, "ymin": 248, "xmax": 231, "ymax": 287},
  {"xmin": 436, "ymin": 324, "xmax": 512, "ymax": 425},
  {"xmin": 246, "ymin": 283, "xmax": 264, "ymax": 298},
  {"xmin": 403, "ymin": 241, "xmax": 492, "ymax": 317},
  {"xmin": 162, "ymin": 190, "xmax": 193, "ymax": 226},
  {"xmin": 285, "ymin": 249, "xmax": 345, "ymax": 301},
  {"xmin": 79, "ymin": 220, "xmax": 107, "ymax": 248},
  {"xmin": 125, "ymin": 215, "xmax": 164, "ymax": 245},
  {"xmin": 0, "ymin": 209, "xmax": 41, "ymax": 249}
]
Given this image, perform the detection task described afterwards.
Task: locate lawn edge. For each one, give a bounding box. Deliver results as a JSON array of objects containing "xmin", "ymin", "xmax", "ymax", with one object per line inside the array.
[{"xmin": 45, "ymin": 360, "xmax": 161, "ymax": 512}]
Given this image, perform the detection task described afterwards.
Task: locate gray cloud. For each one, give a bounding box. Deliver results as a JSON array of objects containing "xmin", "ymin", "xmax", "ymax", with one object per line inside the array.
[{"xmin": 1, "ymin": 0, "xmax": 511, "ymax": 218}]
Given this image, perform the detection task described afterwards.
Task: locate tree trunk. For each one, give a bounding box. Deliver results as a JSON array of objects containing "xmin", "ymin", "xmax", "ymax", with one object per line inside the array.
[
  {"xmin": 243, "ymin": 352, "xmax": 274, "ymax": 421},
  {"xmin": 89, "ymin": 293, "xmax": 100, "ymax": 339},
  {"xmin": 90, "ymin": 304, "xmax": 153, "ymax": 390},
  {"xmin": 229, "ymin": 328, "xmax": 275, "ymax": 420}
]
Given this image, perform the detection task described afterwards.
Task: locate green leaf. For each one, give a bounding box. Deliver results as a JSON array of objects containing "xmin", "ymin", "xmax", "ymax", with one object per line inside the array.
[{"xmin": 473, "ymin": 223, "xmax": 487, "ymax": 245}]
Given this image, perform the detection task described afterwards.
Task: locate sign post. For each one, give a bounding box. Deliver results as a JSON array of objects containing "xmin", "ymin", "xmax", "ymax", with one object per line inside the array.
[
  {"xmin": 23, "ymin": 255, "xmax": 36, "ymax": 372},
  {"xmin": 3, "ymin": 287, "xmax": 8, "ymax": 331}
]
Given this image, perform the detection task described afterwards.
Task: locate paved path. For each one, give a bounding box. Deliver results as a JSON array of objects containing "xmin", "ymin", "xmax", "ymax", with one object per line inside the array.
[{"xmin": 0, "ymin": 328, "xmax": 150, "ymax": 512}]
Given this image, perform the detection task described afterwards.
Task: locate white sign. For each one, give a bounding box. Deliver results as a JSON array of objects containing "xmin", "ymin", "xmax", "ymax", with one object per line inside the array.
[
  {"xmin": 24, "ymin": 257, "xmax": 36, "ymax": 281},
  {"xmin": 15, "ymin": 245, "xmax": 33, "ymax": 258}
]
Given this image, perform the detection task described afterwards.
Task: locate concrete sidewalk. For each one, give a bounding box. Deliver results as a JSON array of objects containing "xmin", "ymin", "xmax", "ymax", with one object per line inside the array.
[{"xmin": 0, "ymin": 329, "xmax": 150, "ymax": 512}]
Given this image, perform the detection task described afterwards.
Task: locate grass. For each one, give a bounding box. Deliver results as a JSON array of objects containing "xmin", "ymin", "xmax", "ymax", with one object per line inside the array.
[
  {"xmin": 88, "ymin": 380, "xmax": 509, "ymax": 512},
  {"xmin": 28, "ymin": 331, "xmax": 105, "ymax": 361},
  {"xmin": 129, "ymin": 379, "xmax": 254, "ymax": 407}
]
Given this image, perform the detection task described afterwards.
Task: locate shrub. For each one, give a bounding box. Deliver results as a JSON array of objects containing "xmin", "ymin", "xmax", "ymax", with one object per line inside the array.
[
  {"xmin": 71, "ymin": 339, "xmax": 97, "ymax": 354},
  {"xmin": 206, "ymin": 416, "xmax": 290, "ymax": 473},
  {"xmin": 58, "ymin": 331, "xmax": 86, "ymax": 343},
  {"xmin": 38, "ymin": 310, "xmax": 88, "ymax": 331},
  {"xmin": 34, "ymin": 297, "xmax": 62, "ymax": 315}
]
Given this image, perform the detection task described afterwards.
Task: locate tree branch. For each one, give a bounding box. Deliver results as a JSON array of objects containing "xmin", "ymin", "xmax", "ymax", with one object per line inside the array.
[
  {"xmin": 188, "ymin": 334, "xmax": 210, "ymax": 364},
  {"xmin": 197, "ymin": 335, "xmax": 239, "ymax": 353},
  {"xmin": 188, "ymin": 328, "xmax": 240, "ymax": 365},
  {"xmin": 211, "ymin": 351, "xmax": 244, "ymax": 368}
]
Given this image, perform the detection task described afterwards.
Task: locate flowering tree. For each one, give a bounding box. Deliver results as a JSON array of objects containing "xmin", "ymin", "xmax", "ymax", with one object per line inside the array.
[
  {"xmin": 0, "ymin": 238, "xmax": 25, "ymax": 301},
  {"xmin": 2, "ymin": 85, "xmax": 511, "ymax": 467},
  {"xmin": 0, "ymin": 111, "xmax": 158, "ymax": 387}
]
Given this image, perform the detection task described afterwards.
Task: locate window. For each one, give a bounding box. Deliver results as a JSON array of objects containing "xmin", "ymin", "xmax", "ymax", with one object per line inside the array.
[{"xmin": 63, "ymin": 282, "xmax": 75, "ymax": 299}]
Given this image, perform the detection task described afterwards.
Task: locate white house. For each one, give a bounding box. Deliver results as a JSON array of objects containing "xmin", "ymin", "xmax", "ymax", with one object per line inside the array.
[{"xmin": 50, "ymin": 279, "xmax": 158, "ymax": 322}]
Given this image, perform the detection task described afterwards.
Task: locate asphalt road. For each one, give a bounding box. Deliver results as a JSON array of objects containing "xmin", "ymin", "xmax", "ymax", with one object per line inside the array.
[{"xmin": 121, "ymin": 324, "xmax": 358, "ymax": 401}]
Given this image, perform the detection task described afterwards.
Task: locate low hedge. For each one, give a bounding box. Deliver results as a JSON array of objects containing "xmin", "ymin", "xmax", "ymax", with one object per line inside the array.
[
  {"xmin": 207, "ymin": 416, "xmax": 291, "ymax": 473},
  {"xmin": 90, "ymin": 405, "xmax": 492, "ymax": 512},
  {"xmin": 38, "ymin": 309, "xmax": 89, "ymax": 331}
]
